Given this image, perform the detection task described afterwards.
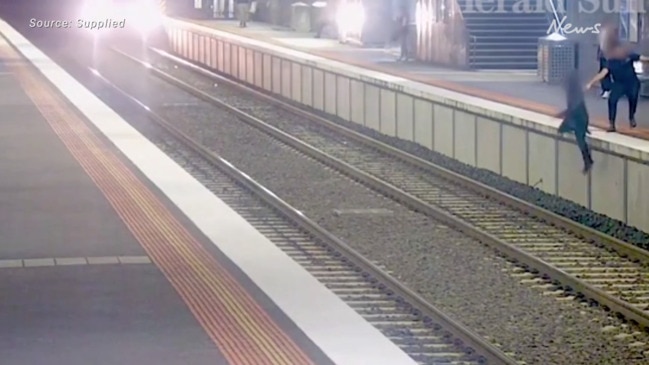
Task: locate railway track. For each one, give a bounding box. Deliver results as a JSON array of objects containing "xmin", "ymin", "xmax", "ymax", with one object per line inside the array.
[
  {"xmin": 111, "ymin": 46, "xmax": 649, "ymax": 331},
  {"xmin": 90, "ymin": 48, "xmax": 520, "ymax": 365}
]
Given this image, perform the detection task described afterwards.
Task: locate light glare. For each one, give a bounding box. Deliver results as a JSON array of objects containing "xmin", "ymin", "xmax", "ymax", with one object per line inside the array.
[{"xmin": 336, "ymin": 1, "xmax": 365, "ymax": 41}]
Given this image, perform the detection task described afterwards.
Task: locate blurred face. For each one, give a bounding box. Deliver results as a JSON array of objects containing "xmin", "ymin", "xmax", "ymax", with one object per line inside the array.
[
  {"xmin": 606, "ymin": 44, "xmax": 630, "ymax": 60},
  {"xmin": 601, "ymin": 20, "xmax": 617, "ymax": 32}
]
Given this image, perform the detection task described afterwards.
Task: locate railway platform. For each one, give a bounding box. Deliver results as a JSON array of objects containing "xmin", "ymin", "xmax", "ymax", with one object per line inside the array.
[
  {"xmin": 185, "ymin": 19, "xmax": 649, "ymax": 137},
  {"xmin": 0, "ymin": 19, "xmax": 418, "ymax": 365},
  {"xmin": 162, "ymin": 17, "xmax": 649, "ymax": 233}
]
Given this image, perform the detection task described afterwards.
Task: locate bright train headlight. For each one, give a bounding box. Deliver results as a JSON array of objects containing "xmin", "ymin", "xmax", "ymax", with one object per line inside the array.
[
  {"xmin": 124, "ymin": 0, "xmax": 163, "ymax": 37},
  {"xmin": 80, "ymin": 0, "xmax": 162, "ymax": 38},
  {"xmin": 80, "ymin": 1, "xmax": 107, "ymax": 20},
  {"xmin": 80, "ymin": 0, "xmax": 114, "ymax": 34},
  {"xmin": 336, "ymin": 1, "xmax": 365, "ymax": 38}
]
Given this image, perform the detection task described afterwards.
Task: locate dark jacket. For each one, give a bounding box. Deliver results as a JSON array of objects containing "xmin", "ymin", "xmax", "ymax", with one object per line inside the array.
[
  {"xmin": 558, "ymin": 102, "xmax": 589, "ymax": 134},
  {"xmin": 606, "ymin": 52, "xmax": 641, "ymax": 84},
  {"xmin": 397, "ymin": 8, "xmax": 410, "ymax": 35},
  {"xmin": 557, "ymin": 71, "xmax": 589, "ymax": 134}
]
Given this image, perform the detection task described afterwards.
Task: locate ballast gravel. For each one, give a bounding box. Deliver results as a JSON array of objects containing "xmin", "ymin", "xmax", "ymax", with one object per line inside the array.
[
  {"xmin": 160, "ymin": 59, "xmax": 649, "ymax": 251},
  {"xmin": 95, "ymin": 52, "xmax": 649, "ymax": 364}
]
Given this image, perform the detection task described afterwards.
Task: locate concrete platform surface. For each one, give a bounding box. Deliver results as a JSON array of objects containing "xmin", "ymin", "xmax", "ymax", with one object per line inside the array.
[
  {"xmin": 0, "ymin": 72, "xmax": 147, "ymax": 260},
  {"xmin": 0, "ymin": 265, "xmax": 224, "ymax": 365},
  {"xmin": 187, "ymin": 19, "xmax": 649, "ymax": 140},
  {"xmin": 0, "ymin": 59, "xmax": 229, "ymax": 364}
]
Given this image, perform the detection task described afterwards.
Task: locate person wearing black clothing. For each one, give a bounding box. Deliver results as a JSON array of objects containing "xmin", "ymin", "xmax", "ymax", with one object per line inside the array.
[
  {"xmin": 235, "ymin": 0, "xmax": 250, "ymax": 28},
  {"xmin": 314, "ymin": 1, "xmax": 336, "ymax": 38},
  {"xmin": 556, "ymin": 71, "xmax": 593, "ymax": 173},
  {"xmin": 587, "ymin": 46, "xmax": 648, "ymax": 132},
  {"xmin": 396, "ymin": 5, "xmax": 410, "ymax": 61}
]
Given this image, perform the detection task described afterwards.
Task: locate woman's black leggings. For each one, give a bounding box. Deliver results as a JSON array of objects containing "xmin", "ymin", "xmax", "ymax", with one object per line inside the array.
[
  {"xmin": 399, "ymin": 28, "xmax": 409, "ymax": 58},
  {"xmin": 599, "ymin": 57, "xmax": 612, "ymax": 91},
  {"xmin": 574, "ymin": 127, "xmax": 593, "ymax": 166},
  {"xmin": 608, "ymin": 80, "xmax": 640, "ymax": 124}
]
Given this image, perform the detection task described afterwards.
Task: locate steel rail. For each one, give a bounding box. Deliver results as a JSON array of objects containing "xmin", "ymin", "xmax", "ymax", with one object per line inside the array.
[
  {"xmin": 111, "ymin": 46, "xmax": 649, "ymax": 330},
  {"xmin": 102, "ymin": 46, "xmax": 519, "ymax": 365}
]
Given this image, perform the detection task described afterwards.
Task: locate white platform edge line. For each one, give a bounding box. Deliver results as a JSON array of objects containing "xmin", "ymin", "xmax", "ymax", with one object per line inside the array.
[
  {"xmin": 171, "ymin": 18, "xmax": 649, "ymax": 155},
  {"xmin": 0, "ymin": 21, "xmax": 418, "ymax": 365}
]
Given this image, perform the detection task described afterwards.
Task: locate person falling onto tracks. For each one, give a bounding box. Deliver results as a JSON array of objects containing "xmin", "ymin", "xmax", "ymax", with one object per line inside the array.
[
  {"xmin": 586, "ymin": 44, "xmax": 649, "ymax": 132},
  {"xmin": 555, "ymin": 70, "xmax": 594, "ymax": 174}
]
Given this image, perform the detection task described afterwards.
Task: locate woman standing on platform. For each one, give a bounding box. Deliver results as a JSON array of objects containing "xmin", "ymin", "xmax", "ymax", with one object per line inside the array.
[
  {"xmin": 236, "ymin": 0, "xmax": 251, "ymax": 28},
  {"xmin": 396, "ymin": 4, "xmax": 410, "ymax": 61},
  {"xmin": 596, "ymin": 21, "xmax": 617, "ymax": 98},
  {"xmin": 586, "ymin": 45, "xmax": 647, "ymax": 132}
]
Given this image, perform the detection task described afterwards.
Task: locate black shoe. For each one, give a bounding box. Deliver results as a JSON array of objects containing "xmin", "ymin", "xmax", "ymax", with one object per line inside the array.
[
  {"xmin": 630, "ymin": 119, "xmax": 637, "ymax": 128},
  {"xmin": 607, "ymin": 123, "xmax": 616, "ymax": 132},
  {"xmin": 582, "ymin": 160, "xmax": 593, "ymax": 174}
]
